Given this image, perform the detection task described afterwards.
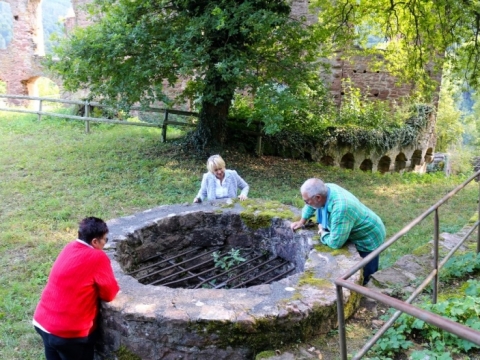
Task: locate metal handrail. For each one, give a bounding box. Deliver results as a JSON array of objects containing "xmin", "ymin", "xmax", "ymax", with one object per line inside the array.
[{"xmin": 335, "ymin": 169, "xmax": 480, "ymax": 359}]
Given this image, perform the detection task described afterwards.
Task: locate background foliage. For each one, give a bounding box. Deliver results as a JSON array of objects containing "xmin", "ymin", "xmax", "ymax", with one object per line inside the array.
[{"xmin": 46, "ymin": 0, "xmax": 328, "ymax": 150}]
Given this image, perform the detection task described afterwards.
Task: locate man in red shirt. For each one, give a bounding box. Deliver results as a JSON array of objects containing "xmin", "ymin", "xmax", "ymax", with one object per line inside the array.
[{"xmin": 33, "ymin": 217, "xmax": 120, "ymax": 360}]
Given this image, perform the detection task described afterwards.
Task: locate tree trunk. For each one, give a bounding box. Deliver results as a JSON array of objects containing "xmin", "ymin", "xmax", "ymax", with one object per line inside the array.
[{"xmin": 191, "ymin": 68, "xmax": 235, "ymax": 152}]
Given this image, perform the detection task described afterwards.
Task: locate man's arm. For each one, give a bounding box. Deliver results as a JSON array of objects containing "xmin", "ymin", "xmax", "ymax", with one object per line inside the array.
[
  {"xmin": 95, "ymin": 254, "xmax": 120, "ymax": 302},
  {"xmin": 320, "ymin": 202, "xmax": 353, "ymax": 249},
  {"xmin": 290, "ymin": 205, "xmax": 315, "ymax": 230}
]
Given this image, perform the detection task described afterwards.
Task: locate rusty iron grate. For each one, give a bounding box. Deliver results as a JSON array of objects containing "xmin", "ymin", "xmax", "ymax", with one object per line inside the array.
[{"xmin": 127, "ymin": 247, "xmax": 295, "ymax": 289}]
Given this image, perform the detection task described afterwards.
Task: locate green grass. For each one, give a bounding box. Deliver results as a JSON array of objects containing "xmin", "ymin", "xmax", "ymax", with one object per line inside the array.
[{"xmin": 0, "ymin": 111, "xmax": 478, "ymax": 359}]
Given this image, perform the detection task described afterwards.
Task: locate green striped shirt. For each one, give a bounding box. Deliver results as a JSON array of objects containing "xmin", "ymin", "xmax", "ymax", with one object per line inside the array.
[{"xmin": 302, "ymin": 183, "xmax": 385, "ymax": 252}]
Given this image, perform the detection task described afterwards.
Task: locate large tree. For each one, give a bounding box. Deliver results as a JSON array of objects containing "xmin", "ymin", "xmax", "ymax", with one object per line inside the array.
[
  {"xmin": 313, "ymin": 0, "xmax": 480, "ymax": 96},
  {"xmin": 47, "ymin": 0, "xmax": 325, "ymax": 151}
]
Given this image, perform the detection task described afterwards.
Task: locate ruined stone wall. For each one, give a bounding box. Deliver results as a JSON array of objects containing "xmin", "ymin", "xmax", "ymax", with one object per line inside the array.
[{"xmin": 0, "ymin": 0, "xmax": 45, "ymax": 103}]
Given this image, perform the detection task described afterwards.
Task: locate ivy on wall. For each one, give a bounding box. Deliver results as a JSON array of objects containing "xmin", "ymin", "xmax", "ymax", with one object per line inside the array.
[
  {"xmin": 321, "ymin": 104, "xmax": 433, "ymax": 152},
  {"xmin": 261, "ymin": 104, "xmax": 434, "ymax": 157}
]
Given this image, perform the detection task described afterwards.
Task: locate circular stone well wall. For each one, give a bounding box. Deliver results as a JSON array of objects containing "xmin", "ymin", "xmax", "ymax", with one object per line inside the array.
[{"xmin": 96, "ymin": 199, "xmax": 362, "ymax": 360}]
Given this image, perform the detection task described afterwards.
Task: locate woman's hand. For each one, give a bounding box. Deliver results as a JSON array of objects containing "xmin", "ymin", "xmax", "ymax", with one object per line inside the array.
[
  {"xmin": 238, "ymin": 194, "xmax": 247, "ymax": 201},
  {"xmin": 318, "ymin": 224, "xmax": 323, "ymax": 235},
  {"xmin": 193, "ymin": 197, "xmax": 201, "ymax": 203}
]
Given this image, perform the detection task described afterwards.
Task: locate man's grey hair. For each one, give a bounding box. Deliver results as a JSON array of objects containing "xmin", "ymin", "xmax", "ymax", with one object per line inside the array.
[{"xmin": 300, "ymin": 178, "xmax": 328, "ymax": 197}]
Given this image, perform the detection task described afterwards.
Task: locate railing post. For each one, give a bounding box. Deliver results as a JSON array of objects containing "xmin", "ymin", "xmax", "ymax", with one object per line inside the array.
[
  {"xmin": 38, "ymin": 99, "xmax": 42, "ymax": 121},
  {"xmin": 336, "ymin": 284, "xmax": 348, "ymax": 360},
  {"xmin": 84, "ymin": 101, "xmax": 90, "ymax": 134},
  {"xmin": 161, "ymin": 109, "xmax": 169, "ymax": 142},
  {"xmin": 478, "ymin": 179, "xmax": 480, "ymax": 254},
  {"xmin": 433, "ymin": 208, "xmax": 439, "ymax": 304}
]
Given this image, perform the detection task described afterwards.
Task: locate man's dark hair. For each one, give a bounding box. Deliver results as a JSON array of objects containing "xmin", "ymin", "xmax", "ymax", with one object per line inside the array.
[{"xmin": 78, "ymin": 217, "xmax": 108, "ymax": 244}]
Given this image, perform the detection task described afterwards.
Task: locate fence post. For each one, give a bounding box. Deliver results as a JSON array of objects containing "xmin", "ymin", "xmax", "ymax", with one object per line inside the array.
[
  {"xmin": 433, "ymin": 208, "xmax": 439, "ymax": 304},
  {"xmin": 38, "ymin": 99, "xmax": 43, "ymax": 121},
  {"xmin": 85, "ymin": 101, "xmax": 90, "ymax": 133},
  {"xmin": 161, "ymin": 109, "xmax": 169, "ymax": 142}
]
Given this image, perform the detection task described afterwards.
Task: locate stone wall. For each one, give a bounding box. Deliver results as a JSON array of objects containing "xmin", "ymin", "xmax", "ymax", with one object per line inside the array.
[{"xmin": 314, "ymin": 110, "xmax": 436, "ymax": 174}]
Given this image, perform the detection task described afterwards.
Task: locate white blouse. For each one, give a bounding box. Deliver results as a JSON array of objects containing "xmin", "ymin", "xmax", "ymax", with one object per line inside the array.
[{"xmin": 215, "ymin": 178, "xmax": 229, "ymax": 198}]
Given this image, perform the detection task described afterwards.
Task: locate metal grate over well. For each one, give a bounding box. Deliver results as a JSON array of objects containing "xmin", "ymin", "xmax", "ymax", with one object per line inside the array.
[{"xmin": 127, "ymin": 246, "xmax": 295, "ymax": 289}]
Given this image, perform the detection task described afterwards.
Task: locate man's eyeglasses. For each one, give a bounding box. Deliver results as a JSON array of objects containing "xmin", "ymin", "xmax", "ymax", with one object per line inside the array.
[{"xmin": 303, "ymin": 195, "xmax": 317, "ymax": 204}]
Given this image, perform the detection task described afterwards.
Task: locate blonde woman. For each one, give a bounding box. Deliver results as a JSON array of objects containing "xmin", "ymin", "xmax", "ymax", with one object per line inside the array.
[{"xmin": 193, "ymin": 155, "xmax": 249, "ymax": 203}]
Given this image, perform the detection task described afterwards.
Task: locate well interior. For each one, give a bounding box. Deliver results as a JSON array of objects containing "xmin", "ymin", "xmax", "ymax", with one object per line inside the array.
[{"xmin": 116, "ymin": 212, "xmax": 306, "ymax": 289}]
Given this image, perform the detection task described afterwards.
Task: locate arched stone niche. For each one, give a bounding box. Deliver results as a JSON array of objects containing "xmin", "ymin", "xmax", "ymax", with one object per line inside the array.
[
  {"xmin": 378, "ymin": 155, "xmax": 391, "ymax": 174},
  {"xmin": 360, "ymin": 159, "xmax": 373, "ymax": 172},
  {"xmin": 98, "ymin": 200, "xmax": 362, "ymax": 360},
  {"xmin": 320, "ymin": 155, "xmax": 335, "ymax": 166},
  {"xmin": 411, "ymin": 150, "xmax": 422, "ymax": 168},
  {"xmin": 424, "ymin": 147, "xmax": 434, "ymax": 164},
  {"xmin": 340, "ymin": 153, "xmax": 355, "ymax": 170}
]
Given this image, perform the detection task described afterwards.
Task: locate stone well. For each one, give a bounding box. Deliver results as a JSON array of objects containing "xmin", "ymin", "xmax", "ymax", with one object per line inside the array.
[{"xmin": 96, "ymin": 199, "xmax": 362, "ymax": 360}]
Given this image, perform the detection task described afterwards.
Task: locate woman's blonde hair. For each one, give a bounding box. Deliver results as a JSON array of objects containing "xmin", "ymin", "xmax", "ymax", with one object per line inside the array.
[{"xmin": 206, "ymin": 155, "xmax": 226, "ymax": 173}]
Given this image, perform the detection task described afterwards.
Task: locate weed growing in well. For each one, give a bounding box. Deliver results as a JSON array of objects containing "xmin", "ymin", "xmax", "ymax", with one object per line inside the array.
[{"xmin": 212, "ymin": 248, "xmax": 246, "ymax": 271}]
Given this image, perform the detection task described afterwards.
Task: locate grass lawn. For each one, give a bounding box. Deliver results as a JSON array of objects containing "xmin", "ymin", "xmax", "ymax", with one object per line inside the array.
[{"xmin": 0, "ymin": 111, "xmax": 477, "ymax": 359}]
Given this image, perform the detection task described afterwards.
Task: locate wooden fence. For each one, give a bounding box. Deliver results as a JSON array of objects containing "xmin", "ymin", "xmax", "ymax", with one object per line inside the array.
[
  {"xmin": 0, "ymin": 94, "xmax": 198, "ymax": 142},
  {"xmin": 0, "ymin": 94, "xmax": 266, "ymax": 154}
]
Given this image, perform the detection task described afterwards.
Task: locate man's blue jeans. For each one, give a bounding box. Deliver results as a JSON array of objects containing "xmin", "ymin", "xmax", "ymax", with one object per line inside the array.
[{"xmin": 358, "ymin": 250, "xmax": 379, "ymax": 285}]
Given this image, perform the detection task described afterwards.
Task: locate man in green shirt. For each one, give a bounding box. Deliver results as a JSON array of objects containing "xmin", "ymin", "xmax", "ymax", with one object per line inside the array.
[{"xmin": 291, "ymin": 178, "xmax": 385, "ymax": 284}]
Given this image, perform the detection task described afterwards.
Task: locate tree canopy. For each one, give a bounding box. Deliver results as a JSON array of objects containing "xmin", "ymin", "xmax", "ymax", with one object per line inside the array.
[
  {"xmin": 313, "ymin": 0, "xmax": 480, "ymax": 94},
  {"xmin": 47, "ymin": 0, "xmax": 327, "ymax": 151}
]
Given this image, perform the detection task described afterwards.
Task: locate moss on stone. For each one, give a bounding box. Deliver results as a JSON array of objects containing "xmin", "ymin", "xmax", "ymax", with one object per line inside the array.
[
  {"xmin": 411, "ymin": 243, "xmax": 432, "ymax": 256},
  {"xmin": 115, "ymin": 345, "xmax": 142, "ymax": 360},
  {"xmin": 290, "ymin": 291, "xmax": 303, "ymax": 301},
  {"xmin": 298, "ymin": 269, "xmax": 332, "ymax": 288},
  {"xmin": 468, "ymin": 213, "xmax": 478, "ymax": 226},
  {"xmin": 239, "ymin": 199, "xmax": 295, "ymax": 230},
  {"xmin": 219, "ymin": 201, "xmax": 235, "ymax": 209},
  {"xmin": 313, "ymin": 243, "xmax": 350, "ymax": 256},
  {"xmin": 466, "ymin": 243, "xmax": 476, "ymax": 252},
  {"xmin": 255, "ymin": 350, "xmax": 277, "ymax": 359}
]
